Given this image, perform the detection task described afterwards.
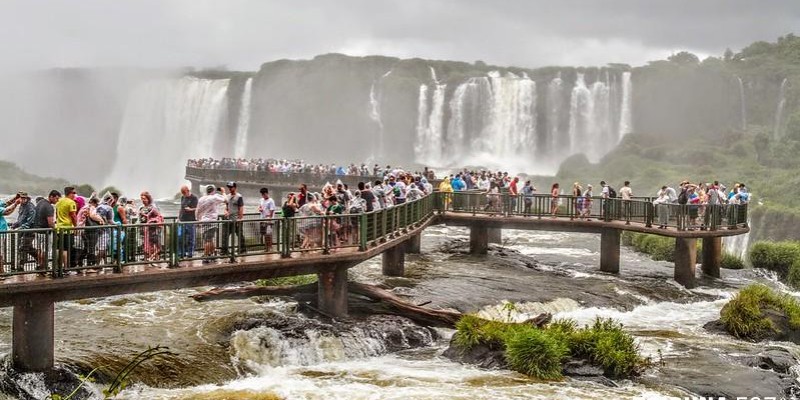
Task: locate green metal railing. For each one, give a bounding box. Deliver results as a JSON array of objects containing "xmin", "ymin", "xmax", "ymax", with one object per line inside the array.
[
  {"xmin": 0, "ymin": 194, "xmax": 436, "ymax": 279},
  {"xmin": 435, "ymin": 191, "xmax": 748, "ymax": 231},
  {"xmin": 0, "ymin": 191, "xmax": 748, "ymax": 280}
]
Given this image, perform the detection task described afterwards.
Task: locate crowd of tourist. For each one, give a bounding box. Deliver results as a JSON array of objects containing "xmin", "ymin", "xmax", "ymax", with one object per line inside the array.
[
  {"xmin": 0, "ymin": 159, "xmax": 751, "ymax": 275},
  {"xmin": 187, "ymin": 157, "xmax": 438, "ymax": 180}
]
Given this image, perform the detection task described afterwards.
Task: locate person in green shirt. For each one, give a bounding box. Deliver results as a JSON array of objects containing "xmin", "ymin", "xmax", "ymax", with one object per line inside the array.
[{"xmin": 55, "ymin": 187, "xmax": 78, "ymax": 270}]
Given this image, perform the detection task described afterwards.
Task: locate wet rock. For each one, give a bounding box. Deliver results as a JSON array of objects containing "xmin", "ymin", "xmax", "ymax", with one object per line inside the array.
[
  {"xmin": 562, "ymin": 359, "xmax": 618, "ymax": 387},
  {"xmin": 441, "ymin": 337, "xmax": 507, "ymax": 370},
  {"xmin": 0, "ymin": 363, "xmax": 96, "ymax": 400},
  {"xmin": 705, "ymin": 308, "xmax": 800, "ymax": 345},
  {"xmin": 645, "ymin": 348, "xmax": 798, "ymax": 398},
  {"xmin": 740, "ymin": 347, "xmax": 797, "ymax": 374}
]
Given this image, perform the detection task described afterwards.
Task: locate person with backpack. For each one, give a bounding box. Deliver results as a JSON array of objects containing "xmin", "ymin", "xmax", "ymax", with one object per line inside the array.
[{"xmin": 600, "ymin": 181, "xmax": 616, "ymax": 219}]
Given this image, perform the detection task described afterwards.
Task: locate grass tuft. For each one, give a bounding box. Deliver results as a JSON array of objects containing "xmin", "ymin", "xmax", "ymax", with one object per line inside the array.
[
  {"xmin": 720, "ymin": 283, "xmax": 800, "ymax": 340},
  {"xmin": 255, "ymin": 274, "xmax": 317, "ymax": 287}
]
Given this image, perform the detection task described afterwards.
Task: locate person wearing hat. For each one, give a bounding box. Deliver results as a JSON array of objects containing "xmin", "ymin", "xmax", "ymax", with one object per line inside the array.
[
  {"xmin": 0, "ymin": 193, "xmax": 22, "ymax": 277},
  {"xmin": 221, "ymin": 181, "xmax": 245, "ymax": 256}
]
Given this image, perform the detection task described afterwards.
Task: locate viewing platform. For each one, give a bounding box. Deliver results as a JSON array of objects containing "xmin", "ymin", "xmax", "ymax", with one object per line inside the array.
[{"xmin": 0, "ymin": 190, "xmax": 748, "ymax": 373}]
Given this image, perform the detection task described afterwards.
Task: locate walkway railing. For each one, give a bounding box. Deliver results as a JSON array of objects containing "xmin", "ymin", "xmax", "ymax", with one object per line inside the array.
[
  {"xmin": 0, "ymin": 195, "xmax": 436, "ymax": 279},
  {"xmin": 435, "ymin": 191, "xmax": 748, "ymax": 231},
  {"xmin": 0, "ymin": 191, "xmax": 748, "ymax": 280}
]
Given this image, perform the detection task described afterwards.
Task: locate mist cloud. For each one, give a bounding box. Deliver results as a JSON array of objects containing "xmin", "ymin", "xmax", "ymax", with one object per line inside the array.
[{"xmin": 2, "ymin": 0, "xmax": 798, "ymax": 70}]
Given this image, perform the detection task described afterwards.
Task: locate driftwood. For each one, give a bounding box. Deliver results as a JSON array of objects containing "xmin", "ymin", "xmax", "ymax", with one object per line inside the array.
[{"xmin": 191, "ymin": 281, "xmax": 462, "ymax": 328}]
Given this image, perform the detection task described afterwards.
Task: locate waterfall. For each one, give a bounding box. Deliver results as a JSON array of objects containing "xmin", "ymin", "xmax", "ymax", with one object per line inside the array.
[
  {"xmin": 414, "ymin": 84, "xmax": 430, "ymax": 162},
  {"xmin": 736, "ymin": 76, "xmax": 747, "ymax": 131},
  {"xmin": 723, "ymin": 218, "xmax": 751, "ymax": 260},
  {"xmin": 547, "ymin": 73, "xmax": 565, "ymax": 154},
  {"xmin": 477, "ymin": 71, "xmax": 536, "ymax": 158},
  {"xmin": 233, "ymin": 77, "xmax": 253, "ymax": 159},
  {"xmin": 568, "ymin": 73, "xmax": 593, "ymax": 157},
  {"xmin": 414, "ymin": 68, "xmax": 446, "ymax": 165},
  {"xmin": 618, "ymin": 71, "xmax": 632, "ymax": 140},
  {"xmin": 368, "ymin": 70, "xmax": 392, "ymax": 159},
  {"xmin": 590, "ymin": 80, "xmax": 611, "ymax": 158},
  {"xmin": 774, "ymin": 78, "xmax": 789, "ymax": 139},
  {"xmin": 106, "ymin": 77, "xmax": 230, "ymax": 199}
]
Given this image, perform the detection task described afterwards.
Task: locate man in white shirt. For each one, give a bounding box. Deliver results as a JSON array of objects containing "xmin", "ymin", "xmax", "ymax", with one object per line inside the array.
[
  {"xmin": 258, "ymin": 187, "xmax": 276, "ymax": 252},
  {"xmin": 196, "ymin": 185, "xmax": 227, "ymax": 264},
  {"xmin": 620, "ymin": 181, "xmax": 633, "ymax": 223}
]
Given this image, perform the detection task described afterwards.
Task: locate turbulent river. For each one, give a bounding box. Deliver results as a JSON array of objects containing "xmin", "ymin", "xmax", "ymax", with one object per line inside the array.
[{"xmin": 0, "ymin": 202, "xmax": 796, "ymax": 399}]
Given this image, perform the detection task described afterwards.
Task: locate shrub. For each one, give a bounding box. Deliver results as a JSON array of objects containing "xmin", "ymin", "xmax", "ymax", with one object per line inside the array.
[
  {"xmin": 505, "ymin": 328, "xmax": 569, "ymax": 380},
  {"xmin": 748, "ymin": 241, "xmax": 800, "ymax": 278},
  {"xmin": 721, "ymin": 253, "xmax": 745, "ymax": 269},
  {"xmin": 720, "ymin": 284, "xmax": 800, "ymax": 340},
  {"xmin": 789, "ymin": 258, "xmax": 800, "ymax": 289},
  {"xmin": 452, "ymin": 315, "xmax": 648, "ymax": 380}
]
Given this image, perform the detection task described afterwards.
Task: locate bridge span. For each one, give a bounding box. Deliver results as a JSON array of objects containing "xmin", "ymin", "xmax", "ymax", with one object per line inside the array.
[{"xmin": 0, "ymin": 192, "xmax": 748, "ymax": 373}]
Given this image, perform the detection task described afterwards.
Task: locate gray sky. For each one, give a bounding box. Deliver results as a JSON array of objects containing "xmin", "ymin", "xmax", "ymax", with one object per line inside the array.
[{"xmin": 3, "ymin": 0, "xmax": 799, "ymax": 71}]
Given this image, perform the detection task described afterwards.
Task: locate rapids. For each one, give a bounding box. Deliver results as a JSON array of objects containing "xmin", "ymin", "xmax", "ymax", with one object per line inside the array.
[{"xmin": 0, "ymin": 224, "xmax": 797, "ymax": 399}]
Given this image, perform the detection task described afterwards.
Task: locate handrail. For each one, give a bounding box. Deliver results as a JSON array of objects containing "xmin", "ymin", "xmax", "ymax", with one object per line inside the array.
[
  {"xmin": 0, "ymin": 194, "xmax": 437, "ymax": 279},
  {"xmin": 0, "ymin": 191, "xmax": 748, "ymax": 280}
]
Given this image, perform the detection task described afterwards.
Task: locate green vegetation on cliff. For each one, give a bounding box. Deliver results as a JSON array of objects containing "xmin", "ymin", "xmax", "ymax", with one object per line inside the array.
[
  {"xmin": 749, "ymin": 241, "xmax": 800, "ymax": 287},
  {"xmin": 453, "ymin": 315, "xmax": 648, "ymax": 380},
  {"xmin": 0, "ymin": 161, "xmax": 69, "ymax": 196},
  {"xmin": 720, "ymin": 284, "xmax": 800, "ymax": 340}
]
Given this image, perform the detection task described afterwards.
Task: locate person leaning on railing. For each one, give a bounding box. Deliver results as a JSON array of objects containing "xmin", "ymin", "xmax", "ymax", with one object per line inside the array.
[{"xmin": 0, "ymin": 193, "xmax": 21, "ymax": 277}]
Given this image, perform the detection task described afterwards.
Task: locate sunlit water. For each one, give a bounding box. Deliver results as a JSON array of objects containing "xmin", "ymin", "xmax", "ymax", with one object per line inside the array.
[{"xmin": 0, "ymin": 224, "xmax": 796, "ymax": 399}]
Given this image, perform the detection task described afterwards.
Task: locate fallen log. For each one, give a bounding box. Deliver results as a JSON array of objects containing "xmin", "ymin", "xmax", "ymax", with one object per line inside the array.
[{"xmin": 191, "ymin": 281, "xmax": 461, "ymax": 328}]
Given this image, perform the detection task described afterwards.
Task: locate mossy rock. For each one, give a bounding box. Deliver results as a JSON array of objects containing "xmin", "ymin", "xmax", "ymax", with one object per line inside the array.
[{"xmin": 718, "ymin": 284, "xmax": 800, "ymax": 343}]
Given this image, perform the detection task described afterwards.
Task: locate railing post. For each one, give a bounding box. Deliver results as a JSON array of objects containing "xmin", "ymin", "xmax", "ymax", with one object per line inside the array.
[
  {"xmin": 281, "ymin": 218, "xmax": 291, "ymax": 258},
  {"xmin": 645, "ymin": 202, "xmax": 653, "ymax": 228},
  {"xmin": 113, "ymin": 225, "xmax": 122, "ymax": 273},
  {"xmin": 359, "ymin": 213, "xmax": 367, "ymax": 251},
  {"xmin": 322, "ymin": 217, "xmax": 330, "ymax": 255},
  {"xmin": 170, "ymin": 221, "xmax": 178, "ymax": 268}
]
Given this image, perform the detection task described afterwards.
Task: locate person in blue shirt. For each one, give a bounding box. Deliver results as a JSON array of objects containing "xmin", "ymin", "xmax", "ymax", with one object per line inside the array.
[{"xmin": 451, "ymin": 174, "xmax": 466, "ymax": 192}]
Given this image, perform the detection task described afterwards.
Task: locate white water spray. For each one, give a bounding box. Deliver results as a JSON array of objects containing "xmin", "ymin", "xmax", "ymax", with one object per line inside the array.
[
  {"xmin": 618, "ymin": 71, "xmax": 632, "ymax": 140},
  {"xmin": 736, "ymin": 76, "xmax": 747, "ymax": 131},
  {"xmin": 774, "ymin": 78, "xmax": 789, "ymax": 139},
  {"xmin": 106, "ymin": 77, "xmax": 230, "ymax": 198},
  {"xmin": 233, "ymin": 77, "xmax": 253, "ymax": 159}
]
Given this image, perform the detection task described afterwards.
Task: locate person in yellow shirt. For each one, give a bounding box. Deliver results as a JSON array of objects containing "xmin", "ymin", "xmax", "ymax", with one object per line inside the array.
[
  {"xmin": 438, "ymin": 178, "xmax": 453, "ymax": 210},
  {"xmin": 55, "ymin": 187, "xmax": 78, "ymax": 271}
]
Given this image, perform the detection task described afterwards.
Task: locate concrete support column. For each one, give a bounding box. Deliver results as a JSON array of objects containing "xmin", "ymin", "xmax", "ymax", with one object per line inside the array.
[
  {"xmin": 701, "ymin": 237, "xmax": 722, "ymax": 278},
  {"xmin": 406, "ymin": 233, "xmax": 422, "ymax": 254},
  {"xmin": 469, "ymin": 225, "xmax": 489, "ymax": 255},
  {"xmin": 674, "ymin": 238, "xmax": 698, "ymax": 288},
  {"xmin": 382, "ymin": 245, "xmax": 406, "ymax": 277},
  {"xmin": 317, "ymin": 266, "xmax": 348, "ymax": 318},
  {"xmin": 488, "ymin": 228, "xmax": 502, "ymax": 245},
  {"xmin": 600, "ymin": 229, "xmax": 621, "ymax": 273},
  {"xmin": 13, "ymin": 298, "xmax": 54, "ymax": 372}
]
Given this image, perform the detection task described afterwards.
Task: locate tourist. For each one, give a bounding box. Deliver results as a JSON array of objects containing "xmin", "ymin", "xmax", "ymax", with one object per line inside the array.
[
  {"xmin": 550, "ymin": 183, "xmax": 560, "ymax": 217},
  {"xmin": 572, "ymin": 182, "xmax": 583, "ymax": 218},
  {"xmin": 620, "ymin": 181, "xmax": 633, "ymax": 223},
  {"xmin": 373, "ymin": 180, "xmax": 387, "ymax": 210},
  {"xmin": 258, "ymin": 187, "xmax": 276, "ymax": 252},
  {"xmin": 582, "ymin": 185, "xmax": 594, "ymax": 220},
  {"xmin": 508, "ymin": 177, "xmax": 520, "ymax": 214},
  {"xmin": 393, "ymin": 175, "xmax": 408, "ymax": 204},
  {"xmin": 138, "ymin": 192, "xmax": 164, "ymax": 261},
  {"xmin": 485, "ymin": 181, "xmax": 501, "ymax": 215},
  {"xmin": 95, "ymin": 195, "xmax": 115, "ymax": 266},
  {"xmin": 222, "ymin": 182, "xmax": 246, "ymax": 256},
  {"xmin": 11, "ymin": 192, "xmax": 35, "ymax": 270},
  {"xmin": 325, "ymin": 196, "xmax": 345, "ymax": 247},
  {"xmin": 298, "ymin": 184, "xmax": 309, "ymax": 207},
  {"xmin": 653, "ymin": 186, "xmax": 671, "ymax": 229},
  {"xmin": 55, "ymin": 187, "xmax": 78, "ymax": 270},
  {"xmin": 358, "ymin": 182, "xmax": 375, "ymax": 212},
  {"xmin": 438, "ymin": 178, "xmax": 453, "ymax": 210},
  {"xmin": 178, "ymin": 185, "xmax": 198, "ymax": 259},
  {"xmin": 197, "ymin": 185, "xmax": 228, "ymax": 264},
  {"xmin": 30, "ymin": 190, "xmax": 59, "ymax": 270},
  {"xmin": 0, "ymin": 194, "xmax": 21, "ymax": 276},
  {"xmin": 406, "ymin": 183, "xmax": 424, "ymax": 202},
  {"xmin": 522, "ymin": 180, "xmax": 535, "ymax": 215}
]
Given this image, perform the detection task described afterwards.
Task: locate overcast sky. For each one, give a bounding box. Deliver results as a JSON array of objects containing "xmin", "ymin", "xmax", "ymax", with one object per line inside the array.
[{"xmin": 2, "ymin": 0, "xmax": 799, "ymax": 71}]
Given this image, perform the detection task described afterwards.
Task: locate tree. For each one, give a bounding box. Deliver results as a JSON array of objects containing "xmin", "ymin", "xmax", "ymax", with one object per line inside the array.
[
  {"xmin": 668, "ymin": 51, "xmax": 700, "ymax": 65},
  {"xmin": 723, "ymin": 48, "xmax": 734, "ymax": 62}
]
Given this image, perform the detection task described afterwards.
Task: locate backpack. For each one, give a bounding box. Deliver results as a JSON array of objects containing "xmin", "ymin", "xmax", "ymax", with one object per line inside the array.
[
  {"xmin": 678, "ymin": 188, "xmax": 688, "ymax": 205},
  {"xmin": 607, "ymin": 186, "xmax": 617, "ymax": 198}
]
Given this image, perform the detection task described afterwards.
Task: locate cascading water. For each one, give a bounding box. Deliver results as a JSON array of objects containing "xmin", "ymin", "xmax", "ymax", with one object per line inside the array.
[
  {"xmin": 737, "ymin": 76, "xmax": 747, "ymax": 131},
  {"xmin": 233, "ymin": 77, "xmax": 253, "ymax": 159},
  {"xmin": 475, "ymin": 71, "xmax": 537, "ymax": 161},
  {"xmin": 368, "ymin": 70, "xmax": 392, "ymax": 160},
  {"xmin": 414, "ymin": 68, "xmax": 446, "ymax": 165},
  {"xmin": 546, "ymin": 73, "xmax": 565, "ymax": 155},
  {"xmin": 774, "ymin": 78, "xmax": 789, "ymax": 139},
  {"xmin": 618, "ymin": 71, "xmax": 632, "ymax": 140},
  {"xmin": 723, "ymin": 220, "xmax": 751, "ymax": 260},
  {"xmin": 568, "ymin": 73, "xmax": 594, "ymax": 157},
  {"xmin": 105, "ymin": 77, "xmax": 230, "ymax": 198}
]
